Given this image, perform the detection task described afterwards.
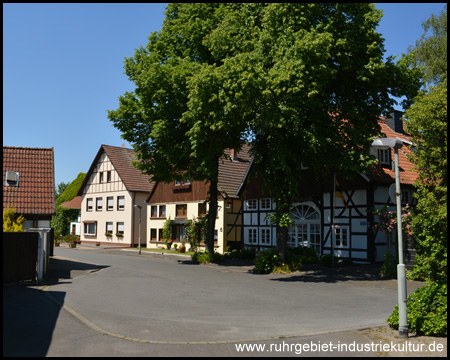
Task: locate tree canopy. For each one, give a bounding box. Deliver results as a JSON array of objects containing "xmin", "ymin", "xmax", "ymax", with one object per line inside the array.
[
  {"xmin": 403, "ymin": 5, "xmax": 447, "ymax": 283},
  {"xmin": 108, "ymin": 3, "xmax": 420, "ymax": 255}
]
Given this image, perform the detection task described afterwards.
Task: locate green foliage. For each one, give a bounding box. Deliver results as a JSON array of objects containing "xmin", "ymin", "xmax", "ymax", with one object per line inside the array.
[
  {"xmin": 191, "ymin": 251, "xmax": 224, "ymax": 264},
  {"xmin": 63, "ymin": 233, "xmax": 77, "ymax": 243},
  {"xmin": 51, "ymin": 173, "xmax": 86, "ymax": 236},
  {"xmin": 55, "ymin": 173, "xmax": 86, "ymax": 206},
  {"xmin": 405, "ymin": 5, "xmax": 447, "ymax": 86},
  {"xmin": 3, "ymin": 205, "xmax": 25, "ymax": 232},
  {"xmin": 320, "ymin": 254, "xmax": 337, "ymax": 267},
  {"xmin": 223, "ymin": 248, "xmax": 257, "ymax": 260},
  {"xmin": 387, "ymin": 282, "xmax": 447, "ymax": 337},
  {"xmin": 404, "ymin": 80, "xmax": 447, "ymax": 283},
  {"xmin": 108, "ymin": 4, "xmax": 420, "ymax": 257},
  {"xmin": 185, "ymin": 216, "xmax": 207, "ymax": 252},
  {"xmin": 253, "ymin": 248, "xmax": 282, "ymax": 274},
  {"xmin": 162, "ymin": 217, "xmax": 172, "ymax": 249}
]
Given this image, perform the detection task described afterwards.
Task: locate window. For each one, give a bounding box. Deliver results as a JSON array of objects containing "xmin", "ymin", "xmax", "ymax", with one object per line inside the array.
[
  {"xmin": 116, "ymin": 222, "xmax": 124, "ymax": 235},
  {"xmin": 96, "ymin": 197, "xmax": 103, "ymax": 211},
  {"xmin": 151, "ymin": 206, "xmax": 158, "ymax": 218},
  {"xmin": 117, "ymin": 196, "xmax": 125, "ymax": 211},
  {"xmin": 99, "ymin": 172, "xmax": 103, "ymax": 183},
  {"xmin": 84, "ymin": 222, "xmax": 97, "ymax": 236},
  {"xmin": 260, "ymin": 228, "xmax": 271, "ymax": 245},
  {"xmin": 107, "ymin": 171, "xmax": 111, "ymax": 182},
  {"xmin": 86, "ymin": 198, "xmax": 93, "ymax": 212},
  {"xmin": 176, "ymin": 204, "xmax": 187, "ymax": 218},
  {"xmin": 106, "ymin": 222, "xmax": 113, "ymax": 234},
  {"xmin": 378, "ymin": 149, "xmax": 391, "ymax": 165},
  {"xmin": 107, "ymin": 197, "xmax": 114, "ymax": 211},
  {"xmin": 260, "ymin": 198, "xmax": 271, "ymax": 210},
  {"xmin": 247, "ymin": 228, "xmax": 257, "ymax": 244},
  {"xmin": 245, "ymin": 199, "xmax": 258, "ymax": 211},
  {"xmin": 198, "ymin": 203, "xmax": 207, "ymax": 216},
  {"xmin": 159, "ymin": 205, "xmax": 166, "ymax": 218},
  {"xmin": 4, "ymin": 171, "xmax": 20, "ymax": 187},
  {"xmin": 402, "ymin": 189, "xmax": 413, "ymax": 205},
  {"xmin": 173, "ymin": 225, "xmax": 186, "ymax": 241},
  {"xmin": 150, "ymin": 229, "xmax": 157, "ymax": 241},
  {"xmin": 335, "ymin": 226, "xmax": 349, "ymax": 248}
]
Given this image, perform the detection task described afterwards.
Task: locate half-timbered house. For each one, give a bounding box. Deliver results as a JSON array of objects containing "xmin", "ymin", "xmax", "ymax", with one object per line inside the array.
[{"xmin": 239, "ymin": 111, "xmax": 419, "ymax": 264}]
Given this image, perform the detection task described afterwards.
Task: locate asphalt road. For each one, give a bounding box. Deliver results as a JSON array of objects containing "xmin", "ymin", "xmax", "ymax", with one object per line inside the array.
[{"xmin": 3, "ymin": 246, "xmax": 428, "ymax": 357}]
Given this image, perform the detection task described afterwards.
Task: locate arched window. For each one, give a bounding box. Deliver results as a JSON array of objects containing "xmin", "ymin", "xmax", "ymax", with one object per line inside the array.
[{"xmin": 288, "ymin": 202, "xmax": 321, "ymax": 252}]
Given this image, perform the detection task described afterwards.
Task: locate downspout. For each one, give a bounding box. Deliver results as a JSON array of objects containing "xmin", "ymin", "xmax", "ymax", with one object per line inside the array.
[{"xmin": 131, "ymin": 192, "xmax": 136, "ymax": 248}]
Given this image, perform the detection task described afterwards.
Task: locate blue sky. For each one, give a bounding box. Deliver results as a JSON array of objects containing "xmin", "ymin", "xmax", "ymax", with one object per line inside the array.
[{"xmin": 3, "ymin": 3, "xmax": 446, "ymax": 187}]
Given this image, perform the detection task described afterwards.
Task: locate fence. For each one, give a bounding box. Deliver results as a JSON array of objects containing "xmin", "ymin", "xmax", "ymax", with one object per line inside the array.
[{"xmin": 3, "ymin": 232, "xmax": 39, "ymax": 283}]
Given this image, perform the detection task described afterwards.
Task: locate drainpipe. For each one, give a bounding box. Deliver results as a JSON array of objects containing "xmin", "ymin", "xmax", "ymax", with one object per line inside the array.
[{"xmin": 131, "ymin": 192, "xmax": 136, "ymax": 248}]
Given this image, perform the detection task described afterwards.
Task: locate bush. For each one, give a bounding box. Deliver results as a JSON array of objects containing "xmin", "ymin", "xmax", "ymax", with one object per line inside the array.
[
  {"xmin": 224, "ymin": 248, "xmax": 257, "ymax": 260},
  {"xmin": 320, "ymin": 254, "xmax": 336, "ymax": 267},
  {"xmin": 253, "ymin": 249, "xmax": 281, "ymax": 274},
  {"xmin": 191, "ymin": 251, "xmax": 223, "ymax": 264},
  {"xmin": 387, "ymin": 282, "xmax": 447, "ymax": 337}
]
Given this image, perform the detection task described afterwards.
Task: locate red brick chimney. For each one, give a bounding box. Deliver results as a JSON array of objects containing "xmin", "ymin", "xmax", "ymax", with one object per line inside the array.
[{"xmin": 230, "ymin": 149, "xmax": 237, "ymax": 161}]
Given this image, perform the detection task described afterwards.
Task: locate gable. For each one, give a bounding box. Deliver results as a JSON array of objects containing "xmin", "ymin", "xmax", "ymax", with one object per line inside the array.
[{"xmin": 78, "ymin": 145, "xmax": 155, "ymax": 196}]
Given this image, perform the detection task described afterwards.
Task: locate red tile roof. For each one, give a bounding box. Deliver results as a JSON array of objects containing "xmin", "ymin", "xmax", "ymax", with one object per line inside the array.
[
  {"xmin": 219, "ymin": 144, "xmax": 253, "ymax": 198},
  {"xmin": 78, "ymin": 145, "xmax": 155, "ymax": 196},
  {"xmin": 368, "ymin": 120, "xmax": 419, "ymax": 186},
  {"xmin": 60, "ymin": 195, "xmax": 82, "ymax": 209},
  {"xmin": 3, "ymin": 146, "xmax": 56, "ymax": 215}
]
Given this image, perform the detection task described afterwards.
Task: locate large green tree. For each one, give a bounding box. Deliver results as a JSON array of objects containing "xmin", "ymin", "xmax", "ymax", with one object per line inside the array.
[
  {"xmin": 51, "ymin": 173, "xmax": 86, "ymax": 236},
  {"xmin": 108, "ymin": 3, "xmax": 419, "ymax": 256},
  {"xmin": 403, "ymin": 5, "xmax": 447, "ymax": 283}
]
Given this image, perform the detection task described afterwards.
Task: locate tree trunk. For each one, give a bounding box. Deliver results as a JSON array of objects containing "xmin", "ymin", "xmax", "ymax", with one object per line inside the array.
[
  {"xmin": 205, "ymin": 179, "xmax": 219, "ymax": 254},
  {"xmin": 277, "ymin": 224, "xmax": 288, "ymax": 263}
]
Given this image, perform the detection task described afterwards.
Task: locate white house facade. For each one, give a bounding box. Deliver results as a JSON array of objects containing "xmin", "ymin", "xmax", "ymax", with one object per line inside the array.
[{"xmin": 77, "ymin": 145, "xmax": 154, "ymax": 247}]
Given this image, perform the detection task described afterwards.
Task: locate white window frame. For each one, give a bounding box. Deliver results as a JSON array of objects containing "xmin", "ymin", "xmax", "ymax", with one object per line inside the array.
[
  {"xmin": 117, "ymin": 222, "xmax": 124, "ymax": 235},
  {"xmin": 117, "ymin": 196, "xmax": 125, "ymax": 211},
  {"xmin": 96, "ymin": 197, "xmax": 103, "ymax": 211},
  {"xmin": 84, "ymin": 222, "xmax": 97, "ymax": 236},
  {"xmin": 378, "ymin": 148, "xmax": 391, "ymax": 165},
  {"xmin": 260, "ymin": 198, "xmax": 271, "ymax": 211},
  {"xmin": 260, "ymin": 227, "xmax": 271, "ymax": 245},
  {"xmin": 334, "ymin": 226, "xmax": 349, "ymax": 248},
  {"xmin": 246, "ymin": 227, "xmax": 258, "ymax": 245},
  {"xmin": 245, "ymin": 199, "xmax": 258, "ymax": 211},
  {"xmin": 86, "ymin": 198, "xmax": 93, "ymax": 212},
  {"xmin": 107, "ymin": 197, "xmax": 114, "ymax": 211},
  {"xmin": 106, "ymin": 222, "xmax": 113, "ymax": 234}
]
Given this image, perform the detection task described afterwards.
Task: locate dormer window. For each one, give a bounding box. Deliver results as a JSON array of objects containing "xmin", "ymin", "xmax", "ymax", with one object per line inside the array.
[
  {"xmin": 4, "ymin": 171, "xmax": 19, "ymax": 187},
  {"xmin": 378, "ymin": 148, "xmax": 391, "ymax": 166}
]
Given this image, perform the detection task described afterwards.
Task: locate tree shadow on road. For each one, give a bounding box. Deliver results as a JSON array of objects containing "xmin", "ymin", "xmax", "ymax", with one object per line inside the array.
[{"xmin": 42, "ymin": 257, "xmax": 110, "ymax": 286}]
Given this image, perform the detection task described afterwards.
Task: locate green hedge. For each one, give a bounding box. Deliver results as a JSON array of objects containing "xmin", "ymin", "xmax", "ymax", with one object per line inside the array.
[{"xmin": 387, "ymin": 282, "xmax": 447, "ymax": 337}]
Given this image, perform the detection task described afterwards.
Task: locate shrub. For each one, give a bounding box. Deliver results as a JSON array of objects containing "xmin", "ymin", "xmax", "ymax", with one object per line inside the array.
[
  {"xmin": 191, "ymin": 251, "xmax": 223, "ymax": 264},
  {"xmin": 253, "ymin": 249, "xmax": 281, "ymax": 274},
  {"xmin": 387, "ymin": 282, "xmax": 447, "ymax": 337},
  {"xmin": 320, "ymin": 254, "xmax": 336, "ymax": 267}
]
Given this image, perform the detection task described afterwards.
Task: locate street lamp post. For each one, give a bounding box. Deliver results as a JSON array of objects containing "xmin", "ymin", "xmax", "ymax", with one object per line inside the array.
[
  {"xmin": 134, "ymin": 205, "xmax": 142, "ymax": 255},
  {"xmin": 372, "ymin": 138, "xmax": 408, "ymax": 338}
]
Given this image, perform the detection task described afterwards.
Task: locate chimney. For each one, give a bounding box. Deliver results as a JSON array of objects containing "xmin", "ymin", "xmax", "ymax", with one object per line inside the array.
[
  {"xmin": 230, "ymin": 149, "xmax": 237, "ymax": 161},
  {"xmin": 121, "ymin": 143, "xmax": 126, "ymax": 148},
  {"xmin": 386, "ymin": 110, "xmax": 404, "ymax": 134}
]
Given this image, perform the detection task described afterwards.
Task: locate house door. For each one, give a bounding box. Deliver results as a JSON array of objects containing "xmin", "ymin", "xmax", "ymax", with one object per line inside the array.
[
  {"xmin": 72, "ymin": 224, "xmax": 76, "ymax": 235},
  {"xmin": 287, "ymin": 202, "xmax": 321, "ymax": 253}
]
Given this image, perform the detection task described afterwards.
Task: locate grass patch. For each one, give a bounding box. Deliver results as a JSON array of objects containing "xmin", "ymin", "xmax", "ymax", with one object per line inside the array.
[{"xmin": 141, "ymin": 248, "xmax": 195, "ymax": 256}]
